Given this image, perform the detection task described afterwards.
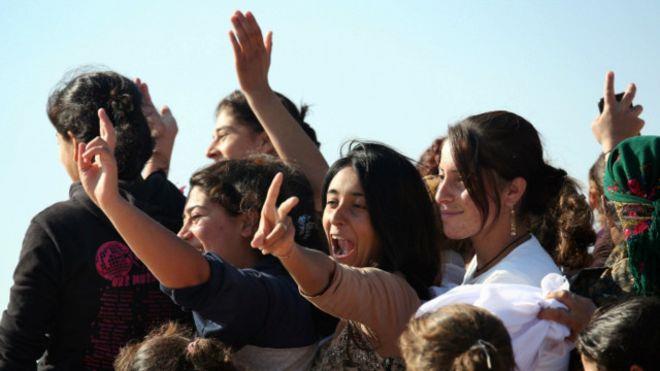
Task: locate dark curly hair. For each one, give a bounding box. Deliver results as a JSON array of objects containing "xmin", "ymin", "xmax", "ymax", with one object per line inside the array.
[
  {"xmin": 114, "ymin": 322, "xmax": 237, "ymax": 371},
  {"xmin": 447, "ymin": 111, "xmax": 594, "ymax": 270},
  {"xmin": 216, "ymin": 90, "xmax": 320, "ymax": 148},
  {"xmin": 190, "ymin": 155, "xmax": 326, "ymax": 252},
  {"xmin": 47, "ymin": 70, "xmax": 153, "ymax": 181},
  {"xmin": 417, "ymin": 136, "xmax": 446, "ymax": 177}
]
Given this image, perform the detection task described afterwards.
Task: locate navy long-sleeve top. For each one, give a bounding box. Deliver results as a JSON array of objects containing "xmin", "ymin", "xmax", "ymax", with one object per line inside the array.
[{"xmin": 161, "ymin": 253, "xmax": 332, "ymax": 349}]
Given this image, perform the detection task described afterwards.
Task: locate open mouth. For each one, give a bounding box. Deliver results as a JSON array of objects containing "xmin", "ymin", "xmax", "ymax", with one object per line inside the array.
[{"xmin": 330, "ymin": 236, "xmax": 356, "ymax": 260}]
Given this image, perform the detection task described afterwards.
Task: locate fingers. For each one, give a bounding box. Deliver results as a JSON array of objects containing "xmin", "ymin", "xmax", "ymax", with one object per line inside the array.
[
  {"xmin": 603, "ymin": 71, "xmax": 615, "ymax": 107},
  {"xmin": 76, "ymin": 142, "xmax": 91, "ymax": 171},
  {"xmin": 265, "ymin": 31, "xmax": 273, "ymax": 58},
  {"xmin": 620, "ymin": 83, "xmax": 636, "ymax": 108},
  {"xmin": 277, "ymin": 196, "xmax": 299, "ymax": 220},
  {"xmin": 263, "ymin": 218, "xmax": 292, "ymax": 248},
  {"xmin": 231, "ymin": 10, "xmax": 267, "ymax": 55},
  {"xmin": 545, "ymin": 289, "xmax": 574, "ymax": 305},
  {"xmin": 98, "ymin": 109, "xmax": 117, "ymax": 151},
  {"xmin": 632, "ymin": 104, "xmax": 644, "ymax": 117},
  {"xmin": 229, "ymin": 30, "xmax": 242, "ymax": 61},
  {"xmin": 231, "ymin": 11, "xmax": 251, "ymax": 50},
  {"xmin": 264, "ymin": 172, "xmax": 284, "ymax": 216},
  {"xmin": 245, "ymin": 11, "xmax": 264, "ymax": 47}
]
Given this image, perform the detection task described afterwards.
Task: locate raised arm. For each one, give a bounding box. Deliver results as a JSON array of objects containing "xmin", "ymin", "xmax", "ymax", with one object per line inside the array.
[
  {"xmin": 229, "ymin": 11, "xmax": 328, "ymax": 210},
  {"xmin": 137, "ymin": 78, "xmax": 179, "ymax": 179},
  {"xmin": 592, "ymin": 71, "xmax": 645, "ymax": 156},
  {"xmin": 77, "ymin": 109, "xmax": 208, "ymax": 288}
]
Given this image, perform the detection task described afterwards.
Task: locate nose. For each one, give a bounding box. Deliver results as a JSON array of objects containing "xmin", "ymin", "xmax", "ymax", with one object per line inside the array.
[
  {"xmin": 177, "ymin": 221, "xmax": 192, "ymax": 241},
  {"xmin": 435, "ymin": 177, "xmax": 454, "ymax": 205},
  {"xmin": 328, "ymin": 201, "xmax": 349, "ymax": 226},
  {"xmin": 206, "ymin": 139, "xmax": 221, "ymax": 161}
]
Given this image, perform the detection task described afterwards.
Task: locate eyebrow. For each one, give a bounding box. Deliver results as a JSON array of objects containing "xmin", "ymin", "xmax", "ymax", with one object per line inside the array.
[
  {"xmin": 327, "ymin": 189, "xmax": 365, "ymax": 197},
  {"xmin": 214, "ymin": 126, "xmax": 234, "ymax": 135},
  {"xmin": 183, "ymin": 204, "xmax": 206, "ymax": 216}
]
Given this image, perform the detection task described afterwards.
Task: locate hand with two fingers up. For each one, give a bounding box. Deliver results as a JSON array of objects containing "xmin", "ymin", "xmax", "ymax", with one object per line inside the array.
[
  {"xmin": 250, "ymin": 172, "xmax": 300, "ymax": 259},
  {"xmin": 592, "ymin": 71, "xmax": 645, "ymax": 154}
]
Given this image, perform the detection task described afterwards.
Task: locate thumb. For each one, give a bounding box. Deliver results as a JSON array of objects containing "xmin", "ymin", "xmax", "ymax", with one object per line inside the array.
[{"xmin": 265, "ymin": 31, "xmax": 273, "ymax": 58}]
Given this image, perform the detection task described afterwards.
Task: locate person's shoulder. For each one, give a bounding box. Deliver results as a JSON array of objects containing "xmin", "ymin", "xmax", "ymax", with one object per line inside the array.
[
  {"xmin": 32, "ymin": 198, "xmax": 87, "ymax": 228},
  {"xmin": 507, "ymin": 235, "xmax": 559, "ymax": 270}
]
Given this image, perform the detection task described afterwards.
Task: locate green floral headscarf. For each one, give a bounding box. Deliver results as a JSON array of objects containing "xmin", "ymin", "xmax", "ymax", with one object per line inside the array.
[{"xmin": 604, "ymin": 136, "xmax": 660, "ymax": 296}]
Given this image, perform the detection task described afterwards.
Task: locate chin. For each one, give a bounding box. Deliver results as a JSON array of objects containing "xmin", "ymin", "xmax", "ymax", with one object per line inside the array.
[{"xmin": 442, "ymin": 227, "xmax": 473, "ymax": 241}]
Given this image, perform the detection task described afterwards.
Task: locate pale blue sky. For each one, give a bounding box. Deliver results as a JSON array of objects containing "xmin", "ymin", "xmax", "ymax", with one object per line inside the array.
[{"xmin": 0, "ymin": 1, "xmax": 658, "ymax": 310}]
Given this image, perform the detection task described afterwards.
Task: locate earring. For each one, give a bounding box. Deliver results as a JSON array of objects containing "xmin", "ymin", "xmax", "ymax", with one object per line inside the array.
[{"xmin": 510, "ymin": 209, "xmax": 517, "ymax": 237}]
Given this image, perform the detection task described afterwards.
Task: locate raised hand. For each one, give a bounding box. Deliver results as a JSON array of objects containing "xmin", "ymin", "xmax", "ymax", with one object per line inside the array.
[
  {"xmin": 229, "ymin": 10, "xmax": 273, "ymax": 96},
  {"xmin": 135, "ymin": 78, "xmax": 178, "ymax": 177},
  {"xmin": 251, "ymin": 172, "xmax": 299, "ymax": 258},
  {"xmin": 592, "ymin": 71, "xmax": 645, "ymax": 153},
  {"xmin": 76, "ymin": 108, "xmax": 120, "ymax": 208}
]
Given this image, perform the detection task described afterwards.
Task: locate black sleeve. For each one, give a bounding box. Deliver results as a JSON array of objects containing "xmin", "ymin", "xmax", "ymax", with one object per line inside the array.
[{"xmin": 0, "ymin": 221, "xmax": 62, "ymax": 370}]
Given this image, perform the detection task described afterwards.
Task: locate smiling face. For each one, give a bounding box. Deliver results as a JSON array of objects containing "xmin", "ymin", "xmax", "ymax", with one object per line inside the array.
[
  {"xmin": 205, "ymin": 108, "xmax": 270, "ymax": 161},
  {"xmin": 177, "ymin": 186, "xmax": 258, "ymax": 268},
  {"xmin": 322, "ymin": 166, "xmax": 379, "ymax": 267},
  {"xmin": 435, "ymin": 142, "xmax": 493, "ymax": 240}
]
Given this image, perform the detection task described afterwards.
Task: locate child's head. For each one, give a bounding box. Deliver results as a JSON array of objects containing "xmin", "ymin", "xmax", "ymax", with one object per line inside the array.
[
  {"xmin": 178, "ymin": 155, "xmax": 325, "ymax": 266},
  {"xmin": 577, "ymin": 296, "xmax": 660, "ymax": 371},
  {"xmin": 400, "ymin": 304, "xmax": 515, "ymax": 371},
  {"xmin": 114, "ymin": 322, "xmax": 237, "ymax": 371}
]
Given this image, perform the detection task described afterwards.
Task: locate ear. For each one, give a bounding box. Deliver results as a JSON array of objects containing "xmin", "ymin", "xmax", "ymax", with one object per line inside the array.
[
  {"xmin": 68, "ymin": 131, "xmax": 80, "ymax": 161},
  {"xmin": 256, "ymin": 132, "xmax": 275, "ymax": 155},
  {"xmin": 503, "ymin": 177, "xmax": 527, "ymax": 208},
  {"xmin": 239, "ymin": 211, "xmax": 259, "ymax": 239}
]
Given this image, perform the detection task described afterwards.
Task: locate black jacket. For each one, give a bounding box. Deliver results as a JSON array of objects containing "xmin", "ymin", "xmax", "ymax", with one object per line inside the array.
[{"xmin": 0, "ymin": 173, "xmax": 190, "ymax": 371}]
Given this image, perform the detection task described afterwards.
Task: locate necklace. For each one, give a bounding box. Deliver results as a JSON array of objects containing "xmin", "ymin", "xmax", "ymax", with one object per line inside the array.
[{"xmin": 474, "ymin": 232, "xmax": 532, "ymax": 276}]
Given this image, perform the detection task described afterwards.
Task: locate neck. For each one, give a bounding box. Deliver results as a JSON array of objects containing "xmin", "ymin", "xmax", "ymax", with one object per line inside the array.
[{"xmin": 471, "ymin": 217, "xmax": 530, "ymax": 268}]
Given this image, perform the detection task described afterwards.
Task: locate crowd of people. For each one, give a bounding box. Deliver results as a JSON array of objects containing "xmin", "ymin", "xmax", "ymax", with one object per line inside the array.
[{"xmin": 0, "ymin": 10, "xmax": 658, "ymax": 371}]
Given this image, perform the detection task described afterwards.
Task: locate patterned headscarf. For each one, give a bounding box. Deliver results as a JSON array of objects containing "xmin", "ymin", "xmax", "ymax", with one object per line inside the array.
[{"xmin": 604, "ymin": 136, "xmax": 660, "ymax": 296}]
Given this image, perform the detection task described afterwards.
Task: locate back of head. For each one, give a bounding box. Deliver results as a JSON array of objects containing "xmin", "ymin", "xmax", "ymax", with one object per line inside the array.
[
  {"xmin": 216, "ymin": 90, "xmax": 320, "ymax": 148},
  {"xmin": 190, "ymin": 155, "xmax": 326, "ymax": 251},
  {"xmin": 577, "ymin": 296, "xmax": 660, "ymax": 371},
  {"xmin": 603, "ymin": 136, "xmax": 660, "ymax": 295},
  {"xmin": 447, "ymin": 111, "xmax": 594, "ymax": 269},
  {"xmin": 400, "ymin": 304, "xmax": 515, "ymax": 371},
  {"xmin": 322, "ymin": 141, "xmax": 440, "ymax": 299},
  {"xmin": 47, "ymin": 70, "xmax": 153, "ymax": 181},
  {"xmin": 114, "ymin": 322, "xmax": 237, "ymax": 371},
  {"xmin": 418, "ymin": 136, "xmax": 446, "ymax": 177}
]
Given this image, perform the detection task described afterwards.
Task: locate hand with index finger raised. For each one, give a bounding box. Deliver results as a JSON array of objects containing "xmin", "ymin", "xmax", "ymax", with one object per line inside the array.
[{"xmin": 76, "ymin": 108, "xmax": 120, "ymax": 209}]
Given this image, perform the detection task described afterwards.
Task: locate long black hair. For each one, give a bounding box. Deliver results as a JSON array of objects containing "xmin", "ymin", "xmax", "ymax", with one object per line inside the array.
[{"xmin": 322, "ymin": 141, "xmax": 440, "ymax": 300}]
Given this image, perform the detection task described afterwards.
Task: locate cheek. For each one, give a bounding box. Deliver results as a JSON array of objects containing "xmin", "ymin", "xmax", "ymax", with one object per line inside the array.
[{"xmin": 190, "ymin": 222, "xmax": 219, "ymax": 248}]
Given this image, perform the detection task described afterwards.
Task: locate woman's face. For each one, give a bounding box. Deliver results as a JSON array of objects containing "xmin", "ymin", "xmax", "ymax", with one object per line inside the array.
[
  {"xmin": 205, "ymin": 108, "xmax": 269, "ymax": 161},
  {"xmin": 322, "ymin": 166, "xmax": 379, "ymax": 267},
  {"xmin": 435, "ymin": 142, "xmax": 490, "ymax": 240},
  {"xmin": 177, "ymin": 187, "xmax": 257, "ymax": 268}
]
